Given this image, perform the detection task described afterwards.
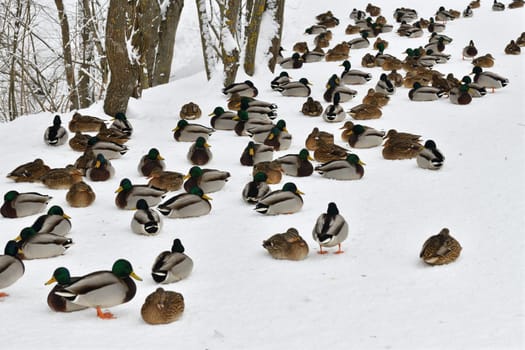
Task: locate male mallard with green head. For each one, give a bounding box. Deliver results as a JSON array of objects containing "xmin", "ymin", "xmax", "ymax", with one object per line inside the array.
[
  {"xmin": 16, "ymin": 227, "xmax": 73, "ymax": 260},
  {"xmin": 45, "ymin": 267, "xmax": 89, "ymax": 312},
  {"xmin": 0, "ymin": 240, "xmax": 25, "ymax": 298},
  {"xmin": 312, "ymin": 202, "xmax": 349, "ymax": 254},
  {"xmin": 315, "ymin": 153, "xmax": 365, "ymax": 180},
  {"xmin": 276, "ymin": 149, "xmax": 314, "ymax": 177},
  {"xmin": 183, "ymin": 166, "xmax": 230, "ymax": 193},
  {"xmin": 173, "ymin": 119, "xmax": 214, "ymax": 142},
  {"xmin": 1, "ymin": 190, "xmax": 52, "ymax": 218},
  {"xmin": 131, "ymin": 199, "xmax": 163, "ymax": 236},
  {"xmin": 44, "ymin": 115, "xmax": 68, "ymax": 146},
  {"xmin": 86, "ymin": 153, "xmax": 115, "ymax": 182},
  {"xmin": 157, "ymin": 187, "xmax": 212, "ymax": 218},
  {"xmin": 242, "ymin": 172, "xmax": 271, "ymax": 204},
  {"xmin": 254, "ymin": 182, "xmax": 304, "ymax": 215},
  {"xmin": 187, "ymin": 137, "xmax": 212, "ymax": 166},
  {"xmin": 31, "ymin": 205, "xmax": 71, "ymax": 236},
  {"xmin": 151, "ymin": 239, "xmax": 193, "ymax": 284},
  {"xmin": 138, "ymin": 148, "xmax": 166, "ymax": 177},
  {"xmin": 417, "ymin": 140, "xmax": 445, "ymax": 170},
  {"xmin": 115, "ymin": 178, "xmax": 166, "ymax": 210}
]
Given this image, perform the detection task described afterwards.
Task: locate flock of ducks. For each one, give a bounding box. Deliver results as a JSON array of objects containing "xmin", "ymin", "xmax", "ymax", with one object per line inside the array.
[{"xmin": 0, "ymin": 1, "xmax": 521, "ymax": 323}]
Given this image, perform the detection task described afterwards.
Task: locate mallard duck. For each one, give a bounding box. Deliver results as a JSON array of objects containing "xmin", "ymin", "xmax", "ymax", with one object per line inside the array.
[
  {"xmin": 262, "ymin": 228, "xmax": 309, "ymax": 260},
  {"xmin": 346, "ymin": 124, "xmax": 385, "ymax": 148},
  {"xmin": 96, "ymin": 123, "xmax": 129, "ymax": 145},
  {"xmin": 263, "ymin": 123, "xmax": 292, "ymax": 151},
  {"xmin": 16, "ymin": 227, "xmax": 73, "ymax": 260},
  {"xmin": 427, "ymin": 17, "xmax": 445, "ymax": 33},
  {"xmin": 173, "ymin": 119, "xmax": 214, "ymax": 142},
  {"xmin": 233, "ymin": 110, "xmax": 272, "ymax": 137},
  {"xmin": 313, "ymin": 140, "xmax": 350, "ymax": 163},
  {"xmin": 222, "ymin": 80, "xmax": 258, "ymax": 97},
  {"xmin": 509, "ymin": 0, "xmax": 524, "ymax": 8},
  {"xmin": 424, "ymin": 38, "xmax": 446, "ymax": 54},
  {"xmin": 68, "ymin": 112, "xmax": 105, "ymax": 133},
  {"xmin": 131, "ymin": 199, "xmax": 163, "ymax": 236},
  {"xmin": 179, "ymin": 102, "xmax": 202, "ymax": 120},
  {"xmin": 6, "ymin": 158, "xmax": 50, "ymax": 183},
  {"xmin": 187, "ymin": 137, "xmax": 212, "ymax": 165},
  {"xmin": 253, "ymin": 160, "xmax": 283, "ymax": 184},
  {"xmin": 305, "ymin": 24, "xmax": 327, "ymax": 35},
  {"xmin": 348, "ymin": 103, "xmax": 382, "ymax": 120},
  {"xmin": 472, "ymin": 54, "xmax": 495, "ymax": 68},
  {"xmin": 449, "ymin": 84, "xmax": 473, "ymax": 105},
  {"xmin": 366, "ymin": 3, "xmax": 381, "ymax": 16},
  {"xmin": 462, "ymin": 40, "xmax": 478, "ymax": 60},
  {"xmin": 228, "ymin": 94, "xmax": 277, "ymax": 111},
  {"xmin": 138, "ymin": 148, "xmax": 165, "ymax": 177},
  {"xmin": 157, "ymin": 187, "xmax": 212, "ymax": 218},
  {"xmin": 40, "ymin": 165, "xmax": 83, "ymax": 189},
  {"xmin": 183, "ymin": 166, "xmax": 230, "ymax": 193},
  {"xmin": 393, "ymin": 7, "xmax": 418, "ymax": 22},
  {"xmin": 44, "ymin": 115, "xmax": 68, "ymax": 146},
  {"xmin": 469, "ymin": 0, "xmax": 480, "ymax": 8},
  {"xmin": 384, "ymin": 129, "xmax": 422, "ymax": 146},
  {"xmin": 151, "ymin": 239, "xmax": 193, "ymax": 283},
  {"xmin": 109, "ymin": 112, "xmax": 133, "ymax": 137},
  {"xmin": 471, "ymin": 66, "xmax": 509, "ymax": 92},
  {"xmin": 301, "ymin": 97, "xmax": 323, "ymax": 117},
  {"xmin": 209, "ymin": 107, "xmax": 237, "ymax": 130},
  {"xmin": 66, "ymin": 181, "xmax": 96, "ymax": 207},
  {"xmin": 517, "ymin": 32, "xmax": 525, "ymax": 46},
  {"xmin": 271, "ymin": 71, "xmax": 292, "ymax": 90},
  {"xmin": 242, "ymin": 172, "xmax": 271, "ymax": 204},
  {"xmin": 279, "ymin": 53, "xmax": 304, "ymax": 69},
  {"xmin": 463, "ymin": 5, "xmax": 473, "ymax": 17},
  {"xmin": 375, "ymin": 73, "xmax": 395, "ymax": 95},
  {"xmin": 1, "ymin": 190, "xmax": 51, "ymax": 218},
  {"xmin": 340, "ymin": 60, "xmax": 372, "ymax": 85},
  {"xmin": 382, "ymin": 139, "xmax": 423, "ymax": 160},
  {"xmin": 240, "ymin": 141, "xmax": 274, "ymax": 166},
  {"xmin": 361, "ymin": 53, "xmax": 376, "ymax": 68},
  {"xmin": 312, "ymin": 202, "xmax": 349, "ymax": 254},
  {"xmin": 69, "ymin": 131, "xmax": 90, "ymax": 152},
  {"xmin": 141, "ymin": 288, "xmax": 184, "ymax": 325},
  {"xmin": 86, "ymin": 136, "xmax": 128, "ymax": 160},
  {"xmin": 435, "ymin": 6, "xmax": 455, "ymax": 22},
  {"xmin": 115, "ymin": 178, "xmax": 166, "ymax": 210},
  {"xmin": 275, "ymin": 78, "xmax": 311, "ymax": 97},
  {"xmin": 408, "ymin": 82, "xmax": 446, "ymax": 101},
  {"xmin": 362, "ymin": 88, "xmax": 390, "ymax": 107},
  {"xmin": 315, "ymin": 153, "xmax": 365, "ymax": 180},
  {"xmin": 323, "ymin": 75, "xmax": 357, "ymax": 102},
  {"xmin": 504, "ymin": 40, "xmax": 521, "ymax": 55},
  {"xmin": 45, "ymin": 267, "xmax": 88, "ymax": 312},
  {"xmin": 31, "ymin": 205, "xmax": 71, "ymax": 236},
  {"xmin": 347, "ymin": 31, "xmax": 370, "ymax": 49},
  {"xmin": 417, "ymin": 140, "xmax": 445, "ymax": 170},
  {"xmin": 147, "ymin": 168, "xmax": 184, "ymax": 192},
  {"xmin": 305, "ymin": 127, "xmax": 334, "ymax": 151},
  {"xmin": 276, "ymin": 149, "xmax": 313, "ymax": 177},
  {"xmin": 302, "ymin": 46, "xmax": 325, "ymax": 63},
  {"xmin": 322, "ymin": 92, "xmax": 346, "ymax": 123},
  {"xmin": 0, "ymin": 241, "xmax": 25, "ymax": 298},
  {"xmin": 49, "ymin": 259, "xmax": 142, "ymax": 319},
  {"xmin": 420, "ymin": 228, "xmax": 462, "ymax": 265},
  {"xmin": 317, "ymin": 13, "xmax": 339, "ymax": 28},
  {"xmin": 247, "ymin": 122, "xmax": 278, "ymax": 143},
  {"xmin": 387, "ymin": 69, "xmax": 404, "ymax": 87},
  {"xmin": 492, "ymin": 0, "xmax": 505, "ymax": 11},
  {"xmin": 373, "ymin": 37, "xmax": 389, "ymax": 50},
  {"xmin": 292, "ymin": 41, "xmax": 308, "ymax": 53},
  {"xmin": 86, "ymin": 153, "xmax": 115, "ymax": 182},
  {"xmin": 345, "ymin": 23, "xmax": 362, "ymax": 34},
  {"xmin": 255, "ymin": 182, "xmax": 303, "ymax": 215}
]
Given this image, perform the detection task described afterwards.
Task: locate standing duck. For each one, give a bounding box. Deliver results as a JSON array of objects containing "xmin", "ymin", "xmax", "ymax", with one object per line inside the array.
[
  {"xmin": 471, "ymin": 66, "xmax": 509, "ymax": 92},
  {"xmin": 222, "ymin": 80, "xmax": 258, "ymax": 97},
  {"xmin": 147, "ymin": 168, "xmax": 184, "ymax": 192},
  {"xmin": 86, "ymin": 153, "xmax": 115, "ymax": 182},
  {"xmin": 16, "ymin": 226, "xmax": 73, "ymax": 260},
  {"xmin": 45, "ymin": 267, "xmax": 89, "ymax": 312},
  {"xmin": 242, "ymin": 172, "xmax": 271, "ymax": 204},
  {"xmin": 276, "ymin": 149, "xmax": 314, "ymax": 177},
  {"xmin": 183, "ymin": 166, "xmax": 230, "ymax": 193},
  {"xmin": 462, "ymin": 40, "xmax": 478, "ymax": 60},
  {"xmin": 138, "ymin": 148, "xmax": 166, "ymax": 177},
  {"xmin": 66, "ymin": 181, "xmax": 96, "ymax": 207},
  {"xmin": 312, "ymin": 202, "xmax": 349, "ymax": 254},
  {"xmin": 375, "ymin": 73, "xmax": 395, "ymax": 95},
  {"xmin": 68, "ymin": 112, "xmax": 105, "ymax": 133},
  {"xmin": 1, "ymin": 191, "xmax": 51, "ymax": 218},
  {"xmin": 254, "ymin": 182, "xmax": 304, "ymax": 215},
  {"xmin": 276, "ymin": 78, "xmax": 311, "ymax": 97},
  {"xmin": 179, "ymin": 102, "xmax": 202, "ymax": 120},
  {"xmin": 322, "ymin": 92, "xmax": 346, "ymax": 123},
  {"xmin": 131, "ymin": 199, "xmax": 163, "ymax": 236},
  {"xmin": 240, "ymin": 141, "xmax": 274, "ymax": 166},
  {"xmin": 31, "ymin": 205, "xmax": 71, "ymax": 236},
  {"xmin": 141, "ymin": 288, "xmax": 185, "ymax": 325},
  {"xmin": 187, "ymin": 137, "xmax": 212, "ymax": 165},
  {"xmin": 86, "ymin": 136, "xmax": 128, "ymax": 160},
  {"xmin": 151, "ymin": 238, "xmax": 193, "ymax": 284},
  {"xmin": 44, "ymin": 115, "xmax": 68, "ymax": 146},
  {"xmin": 420, "ymin": 228, "xmax": 462, "ymax": 265},
  {"xmin": 408, "ymin": 82, "xmax": 446, "ymax": 101},
  {"xmin": 262, "ymin": 228, "xmax": 309, "ymax": 261},
  {"xmin": 340, "ymin": 60, "xmax": 372, "ymax": 85},
  {"xmin": 315, "ymin": 153, "xmax": 365, "ymax": 180},
  {"xmin": 209, "ymin": 107, "xmax": 237, "ymax": 130},
  {"xmin": 6, "ymin": 158, "xmax": 50, "ymax": 183},
  {"xmin": 40, "ymin": 165, "xmax": 83, "ymax": 189},
  {"xmin": 301, "ymin": 97, "xmax": 324, "ymax": 116},
  {"xmin": 115, "ymin": 178, "xmax": 166, "ymax": 210},
  {"xmin": 346, "ymin": 124, "xmax": 385, "ymax": 148},
  {"xmin": 157, "ymin": 187, "xmax": 212, "ymax": 218},
  {"xmin": 109, "ymin": 112, "xmax": 133, "ymax": 137},
  {"xmin": 0, "ymin": 241, "xmax": 25, "ymax": 298},
  {"xmin": 173, "ymin": 119, "xmax": 214, "ymax": 142},
  {"xmin": 49, "ymin": 259, "xmax": 142, "ymax": 319},
  {"xmin": 417, "ymin": 140, "xmax": 445, "ymax": 170}
]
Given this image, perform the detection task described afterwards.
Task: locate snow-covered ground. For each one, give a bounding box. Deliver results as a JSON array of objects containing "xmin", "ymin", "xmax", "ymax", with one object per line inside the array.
[{"xmin": 1, "ymin": 1, "xmax": 524, "ymax": 349}]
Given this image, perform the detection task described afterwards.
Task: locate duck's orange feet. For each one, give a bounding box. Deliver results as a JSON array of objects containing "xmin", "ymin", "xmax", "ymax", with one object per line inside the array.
[
  {"xmin": 0, "ymin": 292, "xmax": 9, "ymax": 298},
  {"xmin": 96, "ymin": 306, "xmax": 116, "ymax": 319},
  {"xmin": 334, "ymin": 244, "xmax": 345, "ymax": 254},
  {"xmin": 317, "ymin": 247, "xmax": 328, "ymax": 255}
]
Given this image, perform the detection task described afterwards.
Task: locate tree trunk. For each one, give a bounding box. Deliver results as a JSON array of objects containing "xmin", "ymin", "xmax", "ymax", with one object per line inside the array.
[
  {"xmin": 153, "ymin": 0, "xmax": 184, "ymax": 86},
  {"xmin": 78, "ymin": 0, "xmax": 92, "ymax": 108},
  {"xmin": 196, "ymin": 0, "xmax": 217, "ymax": 81},
  {"xmin": 55, "ymin": 0, "xmax": 79, "ymax": 111},
  {"xmin": 103, "ymin": 0, "xmax": 139, "ymax": 116},
  {"xmin": 133, "ymin": 0, "xmax": 160, "ymax": 90},
  {"xmin": 222, "ymin": 0, "xmax": 241, "ymax": 86},
  {"xmin": 8, "ymin": 0, "xmax": 23, "ymax": 120},
  {"xmin": 266, "ymin": 0, "xmax": 284, "ymax": 73},
  {"xmin": 243, "ymin": 0, "xmax": 265, "ymax": 76}
]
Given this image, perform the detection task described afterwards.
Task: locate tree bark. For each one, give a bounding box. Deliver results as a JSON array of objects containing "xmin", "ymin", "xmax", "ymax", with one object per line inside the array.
[
  {"xmin": 243, "ymin": 0, "xmax": 265, "ymax": 76},
  {"xmin": 222, "ymin": 0, "xmax": 241, "ymax": 86},
  {"xmin": 103, "ymin": 0, "xmax": 139, "ymax": 116},
  {"xmin": 55, "ymin": 0, "xmax": 79, "ymax": 111},
  {"xmin": 196, "ymin": 0, "xmax": 217, "ymax": 81},
  {"xmin": 153, "ymin": 0, "xmax": 184, "ymax": 86},
  {"xmin": 78, "ymin": 0, "xmax": 92, "ymax": 108},
  {"xmin": 266, "ymin": 0, "xmax": 284, "ymax": 73},
  {"xmin": 133, "ymin": 0, "xmax": 160, "ymax": 90}
]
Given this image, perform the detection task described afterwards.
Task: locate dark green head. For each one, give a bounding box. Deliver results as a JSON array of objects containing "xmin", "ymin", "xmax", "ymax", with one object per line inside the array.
[
  {"xmin": 147, "ymin": 148, "xmax": 162, "ymax": 160},
  {"xmin": 4, "ymin": 240, "xmax": 18, "ymax": 257},
  {"xmin": 413, "ymin": 82, "xmax": 422, "ymax": 89},
  {"xmin": 327, "ymin": 202, "xmax": 339, "ymax": 215},
  {"xmin": 292, "ymin": 52, "xmax": 301, "ymax": 60},
  {"xmin": 118, "ymin": 178, "xmax": 133, "ymax": 191},
  {"xmin": 377, "ymin": 42, "xmax": 385, "ymax": 53},
  {"xmin": 136, "ymin": 199, "xmax": 150, "ymax": 211},
  {"xmin": 87, "ymin": 136, "xmax": 100, "ymax": 146},
  {"xmin": 53, "ymin": 115, "xmax": 62, "ymax": 126},
  {"xmin": 212, "ymin": 107, "xmax": 225, "ymax": 116},
  {"xmin": 47, "ymin": 205, "xmax": 65, "ymax": 216},
  {"xmin": 299, "ymin": 78, "xmax": 310, "ymax": 86},
  {"xmin": 342, "ymin": 60, "xmax": 351, "ymax": 70},
  {"xmin": 405, "ymin": 48, "xmax": 414, "ymax": 57},
  {"xmin": 115, "ymin": 112, "xmax": 127, "ymax": 121},
  {"xmin": 352, "ymin": 124, "xmax": 366, "ymax": 135},
  {"xmin": 275, "ymin": 119, "xmax": 286, "ymax": 130},
  {"xmin": 237, "ymin": 110, "xmax": 249, "ymax": 121},
  {"xmin": 188, "ymin": 186, "xmax": 205, "ymax": 197},
  {"xmin": 177, "ymin": 119, "xmax": 189, "ymax": 128},
  {"xmin": 253, "ymin": 172, "xmax": 268, "ymax": 183},
  {"xmin": 95, "ymin": 153, "xmax": 107, "ymax": 166},
  {"xmin": 360, "ymin": 30, "xmax": 369, "ymax": 39},
  {"xmin": 282, "ymin": 182, "xmax": 300, "ymax": 193},
  {"xmin": 171, "ymin": 238, "xmax": 185, "ymax": 253},
  {"xmin": 189, "ymin": 166, "xmax": 203, "ymax": 178},
  {"xmin": 52, "ymin": 267, "xmax": 71, "ymax": 284},
  {"xmin": 424, "ymin": 140, "xmax": 437, "ymax": 149},
  {"xmin": 4, "ymin": 190, "xmax": 19, "ymax": 202},
  {"xmin": 459, "ymin": 84, "xmax": 470, "ymax": 93},
  {"xmin": 333, "ymin": 92, "xmax": 341, "ymax": 105},
  {"xmin": 472, "ymin": 66, "xmax": 483, "ymax": 75},
  {"xmin": 111, "ymin": 259, "xmax": 141, "ymax": 280},
  {"xmin": 461, "ymin": 76, "xmax": 472, "ymax": 84},
  {"xmin": 346, "ymin": 153, "xmax": 361, "ymax": 165},
  {"xmin": 20, "ymin": 227, "xmax": 37, "ymax": 240},
  {"xmin": 298, "ymin": 149, "xmax": 310, "ymax": 160},
  {"xmin": 195, "ymin": 137, "xmax": 208, "ymax": 148}
]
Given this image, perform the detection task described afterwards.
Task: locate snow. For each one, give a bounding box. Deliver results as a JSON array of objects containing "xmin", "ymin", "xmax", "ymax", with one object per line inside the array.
[{"xmin": 1, "ymin": 1, "xmax": 524, "ymax": 349}]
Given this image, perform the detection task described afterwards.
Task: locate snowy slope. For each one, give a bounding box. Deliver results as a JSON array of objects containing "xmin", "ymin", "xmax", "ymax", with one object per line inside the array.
[{"xmin": 1, "ymin": 1, "xmax": 524, "ymax": 349}]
